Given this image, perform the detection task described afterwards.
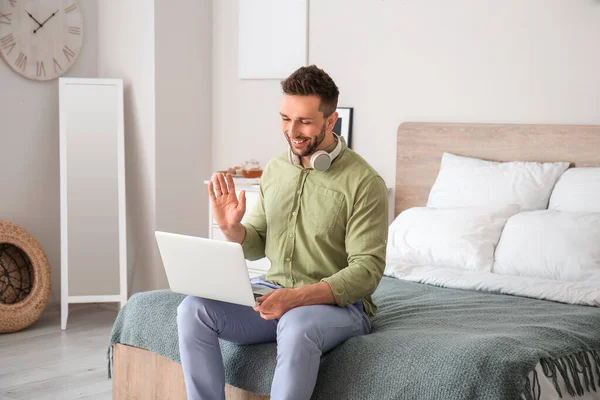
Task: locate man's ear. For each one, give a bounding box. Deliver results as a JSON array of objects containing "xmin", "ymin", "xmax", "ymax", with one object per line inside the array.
[{"xmin": 327, "ymin": 111, "xmax": 339, "ymax": 133}]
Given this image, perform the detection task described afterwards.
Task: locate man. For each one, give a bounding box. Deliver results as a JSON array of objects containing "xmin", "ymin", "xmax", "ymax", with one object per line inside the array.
[{"xmin": 177, "ymin": 65, "xmax": 389, "ymax": 400}]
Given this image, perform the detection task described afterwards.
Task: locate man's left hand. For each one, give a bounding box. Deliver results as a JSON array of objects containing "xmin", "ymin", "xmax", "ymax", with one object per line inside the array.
[{"xmin": 253, "ymin": 288, "xmax": 301, "ymax": 320}]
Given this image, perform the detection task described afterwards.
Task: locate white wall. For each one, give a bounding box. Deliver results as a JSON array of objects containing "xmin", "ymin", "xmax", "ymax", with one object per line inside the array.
[
  {"xmin": 97, "ymin": 0, "xmax": 158, "ymax": 296},
  {"xmin": 1, "ymin": 0, "xmax": 212, "ymax": 307},
  {"xmin": 155, "ymin": 0, "xmax": 213, "ymax": 290},
  {"xmin": 213, "ymin": 0, "xmax": 600, "ymax": 185},
  {"xmin": 97, "ymin": 0, "xmax": 213, "ymax": 296},
  {"xmin": 0, "ymin": 0, "xmax": 97, "ymax": 305},
  {"xmin": 212, "ymin": 0, "xmax": 283, "ymax": 176}
]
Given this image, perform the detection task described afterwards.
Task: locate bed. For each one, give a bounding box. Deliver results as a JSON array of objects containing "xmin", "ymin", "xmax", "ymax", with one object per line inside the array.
[{"xmin": 109, "ymin": 122, "xmax": 600, "ymax": 399}]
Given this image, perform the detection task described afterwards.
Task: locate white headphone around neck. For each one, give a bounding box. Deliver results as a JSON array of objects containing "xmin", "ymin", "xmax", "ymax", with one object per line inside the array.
[{"xmin": 288, "ymin": 133, "xmax": 343, "ymax": 172}]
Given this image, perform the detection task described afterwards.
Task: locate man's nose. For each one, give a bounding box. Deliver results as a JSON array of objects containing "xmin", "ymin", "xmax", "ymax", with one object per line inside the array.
[{"xmin": 289, "ymin": 120, "xmax": 301, "ymax": 136}]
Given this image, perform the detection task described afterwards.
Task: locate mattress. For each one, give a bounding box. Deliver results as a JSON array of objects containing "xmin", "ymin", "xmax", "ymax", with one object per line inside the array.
[{"xmin": 108, "ymin": 277, "xmax": 600, "ymax": 399}]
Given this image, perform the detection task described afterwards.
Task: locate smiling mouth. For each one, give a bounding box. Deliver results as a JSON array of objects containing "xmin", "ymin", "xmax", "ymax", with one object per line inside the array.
[{"xmin": 292, "ymin": 138, "xmax": 309, "ymax": 146}]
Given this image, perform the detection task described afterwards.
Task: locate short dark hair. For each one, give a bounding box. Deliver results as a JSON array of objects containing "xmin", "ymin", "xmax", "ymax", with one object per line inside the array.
[{"xmin": 281, "ymin": 65, "xmax": 339, "ymax": 117}]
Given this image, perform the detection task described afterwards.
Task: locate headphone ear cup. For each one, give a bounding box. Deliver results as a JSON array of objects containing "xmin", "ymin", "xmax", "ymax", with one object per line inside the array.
[{"xmin": 310, "ymin": 150, "xmax": 331, "ymax": 172}]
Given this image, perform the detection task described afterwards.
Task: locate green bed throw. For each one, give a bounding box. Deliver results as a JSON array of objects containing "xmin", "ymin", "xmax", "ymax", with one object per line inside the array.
[{"xmin": 108, "ymin": 277, "xmax": 600, "ymax": 399}]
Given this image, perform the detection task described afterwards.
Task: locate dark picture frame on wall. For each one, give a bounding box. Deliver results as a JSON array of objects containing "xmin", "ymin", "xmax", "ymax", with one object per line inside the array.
[{"xmin": 334, "ymin": 107, "xmax": 353, "ymax": 149}]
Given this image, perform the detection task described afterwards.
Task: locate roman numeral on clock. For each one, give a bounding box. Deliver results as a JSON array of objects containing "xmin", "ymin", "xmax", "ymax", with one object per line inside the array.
[
  {"xmin": 62, "ymin": 45, "xmax": 76, "ymax": 62},
  {"xmin": 15, "ymin": 51, "xmax": 27, "ymax": 71},
  {"xmin": 8, "ymin": 0, "xmax": 17, "ymax": 8},
  {"xmin": 0, "ymin": 11, "xmax": 11, "ymax": 24},
  {"xmin": 53, "ymin": 57, "xmax": 62, "ymax": 73},
  {"xmin": 0, "ymin": 33, "xmax": 15, "ymax": 55},
  {"xmin": 36, "ymin": 61, "xmax": 46, "ymax": 77},
  {"xmin": 65, "ymin": 4, "xmax": 77, "ymax": 13},
  {"xmin": 68, "ymin": 26, "xmax": 80, "ymax": 35}
]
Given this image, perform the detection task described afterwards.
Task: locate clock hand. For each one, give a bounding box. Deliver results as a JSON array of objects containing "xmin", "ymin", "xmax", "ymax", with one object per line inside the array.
[
  {"xmin": 34, "ymin": 10, "xmax": 59, "ymax": 34},
  {"xmin": 40, "ymin": 10, "xmax": 59, "ymax": 26},
  {"xmin": 25, "ymin": 10, "xmax": 43, "ymax": 29}
]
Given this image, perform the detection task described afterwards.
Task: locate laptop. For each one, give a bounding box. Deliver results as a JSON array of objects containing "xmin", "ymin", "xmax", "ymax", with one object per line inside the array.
[{"xmin": 154, "ymin": 231, "xmax": 272, "ymax": 307}]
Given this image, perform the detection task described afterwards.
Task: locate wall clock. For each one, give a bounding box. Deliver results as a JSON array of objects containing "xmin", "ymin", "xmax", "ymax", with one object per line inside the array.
[{"xmin": 0, "ymin": 0, "xmax": 83, "ymax": 81}]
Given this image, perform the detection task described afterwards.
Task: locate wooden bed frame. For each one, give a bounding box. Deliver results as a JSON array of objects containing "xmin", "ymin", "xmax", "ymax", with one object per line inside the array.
[
  {"xmin": 395, "ymin": 122, "xmax": 600, "ymax": 214},
  {"xmin": 112, "ymin": 122, "xmax": 600, "ymax": 399},
  {"xmin": 112, "ymin": 343, "xmax": 267, "ymax": 400}
]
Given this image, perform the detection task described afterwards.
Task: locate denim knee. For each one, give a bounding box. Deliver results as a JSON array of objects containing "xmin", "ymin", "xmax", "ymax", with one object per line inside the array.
[
  {"xmin": 177, "ymin": 296, "xmax": 219, "ymax": 334},
  {"xmin": 277, "ymin": 307, "xmax": 323, "ymax": 347}
]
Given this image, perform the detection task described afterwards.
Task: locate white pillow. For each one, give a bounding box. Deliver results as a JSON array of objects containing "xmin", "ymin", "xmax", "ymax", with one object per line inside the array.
[
  {"xmin": 427, "ymin": 153, "xmax": 569, "ymax": 211},
  {"xmin": 385, "ymin": 205, "xmax": 520, "ymax": 273},
  {"xmin": 548, "ymin": 168, "xmax": 600, "ymax": 212},
  {"xmin": 493, "ymin": 210, "xmax": 600, "ymax": 282}
]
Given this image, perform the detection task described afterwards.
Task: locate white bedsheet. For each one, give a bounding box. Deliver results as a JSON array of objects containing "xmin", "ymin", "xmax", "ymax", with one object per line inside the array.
[{"xmin": 384, "ymin": 264, "xmax": 600, "ymax": 307}]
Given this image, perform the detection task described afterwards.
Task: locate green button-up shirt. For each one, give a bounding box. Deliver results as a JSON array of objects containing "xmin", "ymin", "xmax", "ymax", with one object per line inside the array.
[{"xmin": 241, "ymin": 137, "xmax": 389, "ymax": 321}]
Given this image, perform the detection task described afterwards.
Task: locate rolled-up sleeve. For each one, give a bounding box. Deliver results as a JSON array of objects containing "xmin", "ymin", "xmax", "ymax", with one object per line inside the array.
[{"xmin": 321, "ymin": 176, "xmax": 389, "ymax": 307}]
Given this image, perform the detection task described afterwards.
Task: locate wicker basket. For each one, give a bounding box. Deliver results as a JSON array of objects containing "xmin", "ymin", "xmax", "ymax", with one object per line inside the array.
[{"xmin": 0, "ymin": 220, "xmax": 51, "ymax": 333}]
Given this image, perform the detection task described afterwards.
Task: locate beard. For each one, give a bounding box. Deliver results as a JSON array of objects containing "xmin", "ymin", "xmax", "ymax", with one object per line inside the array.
[{"xmin": 286, "ymin": 122, "xmax": 327, "ymax": 158}]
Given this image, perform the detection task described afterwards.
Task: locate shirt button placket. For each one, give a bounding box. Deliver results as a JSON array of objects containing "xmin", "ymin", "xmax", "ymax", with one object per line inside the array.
[{"xmin": 287, "ymin": 172, "xmax": 306, "ymax": 285}]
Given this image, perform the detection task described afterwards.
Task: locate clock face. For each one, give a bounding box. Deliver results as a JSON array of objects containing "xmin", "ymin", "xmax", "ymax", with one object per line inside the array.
[{"xmin": 0, "ymin": 0, "xmax": 83, "ymax": 81}]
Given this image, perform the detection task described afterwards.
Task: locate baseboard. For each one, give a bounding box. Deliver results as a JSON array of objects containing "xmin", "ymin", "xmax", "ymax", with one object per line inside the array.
[{"xmin": 43, "ymin": 302, "xmax": 120, "ymax": 314}]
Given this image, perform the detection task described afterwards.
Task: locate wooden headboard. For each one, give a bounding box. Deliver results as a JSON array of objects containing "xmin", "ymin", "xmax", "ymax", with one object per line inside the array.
[{"xmin": 395, "ymin": 122, "xmax": 600, "ymax": 216}]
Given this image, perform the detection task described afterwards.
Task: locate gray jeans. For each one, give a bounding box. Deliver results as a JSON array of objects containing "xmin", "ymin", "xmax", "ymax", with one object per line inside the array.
[{"xmin": 176, "ymin": 280, "xmax": 370, "ymax": 400}]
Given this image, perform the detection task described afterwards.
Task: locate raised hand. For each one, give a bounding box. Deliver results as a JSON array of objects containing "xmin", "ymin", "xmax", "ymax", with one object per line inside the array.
[{"xmin": 208, "ymin": 173, "xmax": 246, "ymax": 232}]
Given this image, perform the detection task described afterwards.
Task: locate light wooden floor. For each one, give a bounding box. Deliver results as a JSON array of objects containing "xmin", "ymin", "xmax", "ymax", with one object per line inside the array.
[{"xmin": 0, "ymin": 304, "xmax": 118, "ymax": 400}]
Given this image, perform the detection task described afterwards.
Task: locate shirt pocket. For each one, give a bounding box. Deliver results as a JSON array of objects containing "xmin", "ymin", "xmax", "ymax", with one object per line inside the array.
[
  {"xmin": 264, "ymin": 178, "xmax": 294, "ymax": 235},
  {"xmin": 304, "ymin": 185, "xmax": 345, "ymax": 229}
]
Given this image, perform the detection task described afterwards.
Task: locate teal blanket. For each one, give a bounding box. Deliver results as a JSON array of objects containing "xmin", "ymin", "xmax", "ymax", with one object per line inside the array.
[{"xmin": 108, "ymin": 277, "xmax": 600, "ymax": 399}]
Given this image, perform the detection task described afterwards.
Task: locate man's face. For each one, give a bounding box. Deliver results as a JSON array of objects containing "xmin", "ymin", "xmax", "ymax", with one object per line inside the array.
[{"xmin": 280, "ymin": 95, "xmax": 329, "ymax": 158}]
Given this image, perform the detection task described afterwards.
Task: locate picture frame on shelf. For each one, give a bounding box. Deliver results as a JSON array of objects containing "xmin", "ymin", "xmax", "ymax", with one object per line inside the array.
[{"xmin": 334, "ymin": 107, "xmax": 353, "ymax": 149}]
